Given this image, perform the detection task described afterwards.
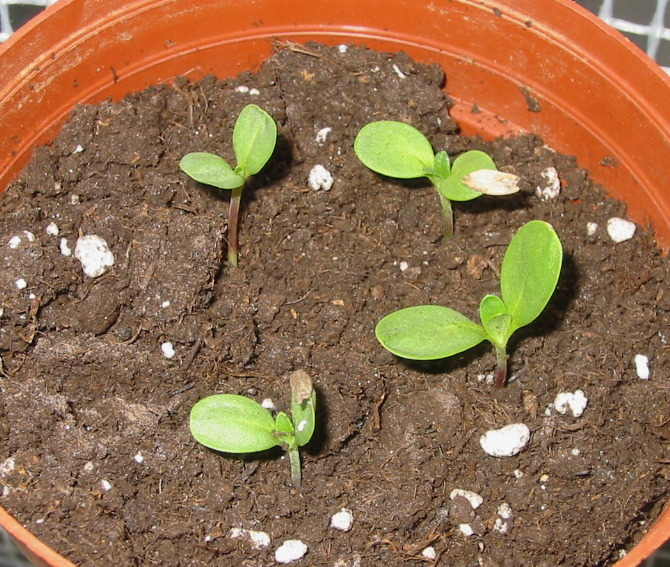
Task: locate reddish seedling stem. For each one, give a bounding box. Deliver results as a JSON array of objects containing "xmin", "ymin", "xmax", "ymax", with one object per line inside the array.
[
  {"xmin": 494, "ymin": 346, "xmax": 508, "ymax": 387},
  {"xmin": 227, "ymin": 185, "xmax": 244, "ymax": 267}
]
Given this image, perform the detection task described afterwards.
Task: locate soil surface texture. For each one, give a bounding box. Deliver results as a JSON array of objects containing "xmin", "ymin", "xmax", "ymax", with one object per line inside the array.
[{"xmin": 0, "ymin": 43, "xmax": 668, "ymax": 567}]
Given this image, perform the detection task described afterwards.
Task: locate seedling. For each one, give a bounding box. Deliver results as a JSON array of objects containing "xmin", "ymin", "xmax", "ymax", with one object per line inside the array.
[
  {"xmin": 375, "ymin": 220, "xmax": 562, "ymax": 386},
  {"xmin": 189, "ymin": 370, "xmax": 317, "ymax": 487},
  {"xmin": 354, "ymin": 121, "xmax": 520, "ymax": 237},
  {"xmin": 179, "ymin": 104, "xmax": 277, "ymax": 267}
]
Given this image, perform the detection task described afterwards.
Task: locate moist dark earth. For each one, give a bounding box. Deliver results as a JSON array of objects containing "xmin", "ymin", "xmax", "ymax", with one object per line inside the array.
[{"xmin": 0, "ymin": 43, "xmax": 668, "ymax": 567}]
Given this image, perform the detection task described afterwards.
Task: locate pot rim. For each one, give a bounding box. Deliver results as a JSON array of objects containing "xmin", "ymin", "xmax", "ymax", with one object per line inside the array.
[{"xmin": 0, "ymin": 1, "xmax": 668, "ymax": 565}]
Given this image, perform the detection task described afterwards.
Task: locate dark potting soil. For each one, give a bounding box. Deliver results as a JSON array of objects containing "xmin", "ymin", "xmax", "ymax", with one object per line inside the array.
[{"xmin": 0, "ymin": 42, "xmax": 668, "ymax": 567}]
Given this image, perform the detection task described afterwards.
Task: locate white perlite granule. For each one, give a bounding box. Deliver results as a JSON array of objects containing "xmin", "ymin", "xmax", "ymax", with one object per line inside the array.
[
  {"xmin": 498, "ymin": 502, "xmax": 512, "ymax": 519},
  {"xmin": 261, "ymin": 398, "xmax": 276, "ymax": 410},
  {"xmin": 330, "ymin": 508, "xmax": 354, "ymax": 532},
  {"xmin": 315, "ymin": 127, "xmax": 332, "ymax": 144},
  {"xmin": 421, "ymin": 547, "xmax": 437, "ymax": 560},
  {"xmin": 74, "ymin": 235, "xmax": 114, "ymax": 277},
  {"xmin": 480, "ymin": 423, "xmax": 531, "ymax": 457},
  {"xmin": 229, "ymin": 528, "xmax": 271, "ymax": 549},
  {"xmin": 60, "ymin": 238, "xmax": 72, "ymax": 256},
  {"xmin": 308, "ymin": 164, "xmax": 334, "ymax": 191},
  {"xmin": 234, "ymin": 85, "xmax": 259, "ymax": 94},
  {"xmin": 494, "ymin": 517, "xmax": 509, "ymax": 534},
  {"xmin": 275, "ymin": 539, "xmax": 308, "ymax": 563},
  {"xmin": 0, "ymin": 458, "xmax": 15, "ymax": 476},
  {"xmin": 458, "ymin": 524, "xmax": 474, "ymax": 537},
  {"xmin": 8, "ymin": 231, "xmax": 35, "ymax": 249},
  {"xmin": 634, "ymin": 354, "xmax": 650, "ymax": 379},
  {"xmin": 606, "ymin": 217, "xmax": 636, "ymax": 243},
  {"xmin": 161, "ymin": 342, "xmax": 176, "ymax": 359},
  {"xmin": 8, "ymin": 236, "xmax": 22, "ymax": 249},
  {"xmin": 392, "ymin": 63, "xmax": 407, "ymax": 79},
  {"xmin": 450, "ymin": 488, "xmax": 483, "ymax": 510},
  {"xmin": 553, "ymin": 390, "xmax": 588, "ymax": 418},
  {"xmin": 535, "ymin": 167, "xmax": 561, "ymax": 200}
]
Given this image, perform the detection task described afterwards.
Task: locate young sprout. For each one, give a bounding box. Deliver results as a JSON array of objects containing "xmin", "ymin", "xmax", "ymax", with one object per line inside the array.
[
  {"xmin": 179, "ymin": 104, "xmax": 277, "ymax": 267},
  {"xmin": 189, "ymin": 370, "xmax": 316, "ymax": 487},
  {"xmin": 354, "ymin": 121, "xmax": 520, "ymax": 237},
  {"xmin": 375, "ymin": 220, "xmax": 563, "ymax": 386}
]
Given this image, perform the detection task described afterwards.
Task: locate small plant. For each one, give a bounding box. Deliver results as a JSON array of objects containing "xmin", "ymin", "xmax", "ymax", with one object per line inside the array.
[
  {"xmin": 180, "ymin": 104, "xmax": 277, "ymax": 267},
  {"xmin": 354, "ymin": 120, "xmax": 520, "ymax": 237},
  {"xmin": 189, "ymin": 370, "xmax": 316, "ymax": 487},
  {"xmin": 375, "ymin": 220, "xmax": 563, "ymax": 386}
]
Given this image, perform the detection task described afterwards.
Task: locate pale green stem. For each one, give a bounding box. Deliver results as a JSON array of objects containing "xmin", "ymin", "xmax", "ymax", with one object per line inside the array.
[
  {"xmin": 227, "ymin": 185, "xmax": 244, "ymax": 267},
  {"xmin": 494, "ymin": 345, "xmax": 508, "ymax": 387},
  {"xmin": 437, "ymin": 192, "xmax": 454, "ymax": 238},
  {"xmin": 287, "ymin": 446, "xmax": 302, "ymax": 488}
]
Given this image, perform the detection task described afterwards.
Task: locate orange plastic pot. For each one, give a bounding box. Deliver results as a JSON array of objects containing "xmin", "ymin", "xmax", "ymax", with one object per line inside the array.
[{"xmin": 0, "ymin": 0, "xmax": 668, "ymax": 565}]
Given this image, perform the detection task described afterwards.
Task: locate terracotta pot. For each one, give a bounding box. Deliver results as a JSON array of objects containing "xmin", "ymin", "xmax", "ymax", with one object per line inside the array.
[{"xmin": 0, "ymin": 0, "xmax": 668, "ymax": 565}]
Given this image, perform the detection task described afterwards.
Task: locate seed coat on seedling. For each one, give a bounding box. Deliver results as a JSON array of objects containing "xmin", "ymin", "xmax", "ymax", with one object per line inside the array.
[
  {"xmin": 354, "ymin": 120, "xmax": 520, "ymax": 237},
  {"xmin": 189, "ymin": 370, "xmax": 317, "ymax": 486}
]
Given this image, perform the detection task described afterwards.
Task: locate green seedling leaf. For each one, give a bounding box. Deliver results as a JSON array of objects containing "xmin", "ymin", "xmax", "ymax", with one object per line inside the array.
[
  {"xmin": 274, "ymin": 412, "xmax": 295, "ymax": 438},
  {"xmin": 233, "ymin": 104, "xmax": 278, "ymax": 177},
  {"xmin": 375, "ymin": 305, "xmax": 487, "ymax": 360},
  {"xmin": 432, "ymin": 151, "xmax": 451, "ymax": 178},
  {"xmin": 189, "ymin": 394, "xmax": 279, "ymax": 453},
  {"xmin": 179, "ymin": 152, "xmax": 245, "ymax": 190},
  {"xmin": 375, "ymin": 221, "xmax": 563, "ymax": 386},
  {"xmin": 435, "ymin": 150, "xmax": 497, "ymax": 202},
  {"xmin": 289, "ymin": 370, "xmax": 316, "ymax": 447},
  {"xmin": 355, "ymin": 123, "xmax": 519, "ymax": 238},
  {"xmin": 501, "ymin": 220, "xmax": 563, "ymax": 331},
  {"xmin": 479, "ymin": 294, "xmax": 511, "ymax": 347},
  {"xmin": 354, "ymin": 121, "xmax": 435, "ymax": 178},
  {"xmin": 190, "ymin": 368, "xmax": 318, "ymax": 487},
  {"xmin": 180, "ymin": 105, "xmax": 277, "ymax": 267},
  {"xmin": 479, "ymin": 294, "xmax": 507, "ymax": 325}
]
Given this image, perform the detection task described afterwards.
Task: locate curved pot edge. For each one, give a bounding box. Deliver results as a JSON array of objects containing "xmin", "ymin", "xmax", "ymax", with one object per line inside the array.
[
  {"xmin": 0, "ymin": 505, "xmax": 76, "ymax": 567},
  {"xmin": 612, "ymin": 502, "xmax": 670, "ymax": 567}
]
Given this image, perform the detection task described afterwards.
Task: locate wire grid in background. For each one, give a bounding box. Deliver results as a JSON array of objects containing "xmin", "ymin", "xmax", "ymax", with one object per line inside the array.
[
  {"xmin": 0, "ymin": 0, "xmax": 669, "ymax": 565},
  {"xmin": 579, "ymin": 0, "xmax": 670, "ymax": 71},
  {"xmin": 0, "ymin": 0, "xmax": 56, "ymax": 42}
]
